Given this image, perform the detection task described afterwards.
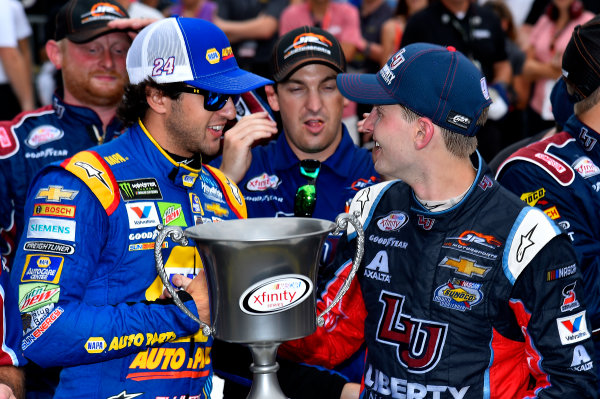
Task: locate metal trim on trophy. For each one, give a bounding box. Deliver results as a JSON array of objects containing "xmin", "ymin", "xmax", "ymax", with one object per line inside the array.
[{"xmin": 154, "ymin": 213, "xmax": 364, "ymax": 399}]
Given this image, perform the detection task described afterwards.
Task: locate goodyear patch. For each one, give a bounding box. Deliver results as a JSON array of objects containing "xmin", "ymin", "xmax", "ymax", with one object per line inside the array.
[
  {"xmin": 33, "ymin": 203, "xmax": 76, "ymax": 218},
  {"xmin": 19, "ymin": 283, "xmax": 60, "ymax": 313},
  {"xmin": 85, "ymin": 337, "xmax": 107, "ymax": 353},
  {"xmin": 433, "ymin": 279, "xmax": 483, "ymax": 311},
  {"xmin": 21, "ymin": 254, "xmax": 63, "ymax": 283},
  {"xmin": 206, "ymin": 48, "xmax": 220, "ymax": 64},
  {"xmin": 158, "ymin": 202, "xmax": 186, "ymax": 226}
]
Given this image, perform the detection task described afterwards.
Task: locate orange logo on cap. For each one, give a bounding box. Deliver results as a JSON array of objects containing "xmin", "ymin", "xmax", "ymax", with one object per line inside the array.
[
  {"xmin": 292, "ymin": 33, "xmax": 332, "ymax": 49},
  {"xmin": 90, "ymin": 3, "xmax": 125, "ymax": 17}
]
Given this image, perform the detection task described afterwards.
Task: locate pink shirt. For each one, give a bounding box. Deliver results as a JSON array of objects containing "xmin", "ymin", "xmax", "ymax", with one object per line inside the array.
[
  {"xmin": 528, "ymin": 11, "xmax": 594, "ymax": 117},
  {"xmin": 279, "ymin": 2, "xmax": 362, "ymax": 119}
]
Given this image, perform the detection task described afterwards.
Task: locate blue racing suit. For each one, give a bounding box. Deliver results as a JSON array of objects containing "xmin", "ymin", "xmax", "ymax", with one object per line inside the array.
[
  {"xmin": 10, "ymin": 121, "xmax": 246, "ymax": 398},
  {"xmin": 496, "ymin": 114, "xmax": 600, "ymax": 389},
  {"xmin": 0, "ymin": 94, "xmax": 124, "ymax": 266}
]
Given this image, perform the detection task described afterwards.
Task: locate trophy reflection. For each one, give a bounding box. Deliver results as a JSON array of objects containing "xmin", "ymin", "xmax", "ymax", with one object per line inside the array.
[{"xmin": 154, "ymin": 213, "xmax": 364, "ymax": 399}]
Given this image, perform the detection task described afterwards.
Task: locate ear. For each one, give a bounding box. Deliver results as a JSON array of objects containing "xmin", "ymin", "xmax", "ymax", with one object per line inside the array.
[
  {"xmin": 265, "ymin": 85, "xmax": 280, "ymax": 112},
  {"xmin": 45, "ymin": 40, "xmax": 62, "ymax": 70},
  {"xmin": 146, "ymin": 86, "xmax": 169, "ymax": 114},
  {"xmin": 414, "ymin": 117, "xmax": 434, "ymax": 150}
]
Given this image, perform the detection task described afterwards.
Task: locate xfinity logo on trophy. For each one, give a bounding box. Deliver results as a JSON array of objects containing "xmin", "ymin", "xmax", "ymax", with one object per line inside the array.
[{"xmin": 239, "ymin": 274, "xmax": 312, "ymax": 315}]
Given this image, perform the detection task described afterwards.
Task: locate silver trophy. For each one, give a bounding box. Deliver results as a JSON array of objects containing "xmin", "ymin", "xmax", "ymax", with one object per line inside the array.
[{"xmin": 154, "ymin": 213, "xmax": 364, "ymax": 399}]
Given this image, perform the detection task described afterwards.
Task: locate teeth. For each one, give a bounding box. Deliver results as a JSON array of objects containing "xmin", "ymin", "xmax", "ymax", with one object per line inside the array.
[
  {"xmin": 375, "ymin": 141, "xmax": 381, "ymax": 148},
  {"xmin": 210, "ymin": 125, "xmax": 224, "ymax": 131}
]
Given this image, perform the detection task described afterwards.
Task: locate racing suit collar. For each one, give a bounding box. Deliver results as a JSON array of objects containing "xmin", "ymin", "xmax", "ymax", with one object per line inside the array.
[{"xmin": 272, "ymin": 123, "xmax": 358, "ymax": 179}]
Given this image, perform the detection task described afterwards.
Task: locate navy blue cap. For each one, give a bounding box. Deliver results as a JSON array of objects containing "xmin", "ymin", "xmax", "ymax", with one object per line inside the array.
[{"xmin": 336, "ymin": 43, "xmax": 492, "ymax": 136}]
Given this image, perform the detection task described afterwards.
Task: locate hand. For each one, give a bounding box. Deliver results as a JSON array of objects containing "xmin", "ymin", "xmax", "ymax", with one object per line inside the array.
[
  {"xmin": 357, "ymin": 112, "xmax": 373, "ymax": 142},
  {"xmin": 171, "ymin": 272, "xmax": 211, "ymax": 325},
  {"xmin": 219, "ymin": 112, "xmax": 278, "ymax": 183},
  {"xmin": 340, "ymin": 383, "xmax": 360, "ymax": 399},
  {"xmin": 107, "ymin": 18, "xmax": 159, "ymax": 40},
  {"xmin": 0, "ymin": 383, "xmax": 16, "ymax": 399}
]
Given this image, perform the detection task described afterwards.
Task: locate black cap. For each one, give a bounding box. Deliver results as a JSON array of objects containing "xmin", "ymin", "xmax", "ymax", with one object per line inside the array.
[
  {"xmin": 562, "ymin": 15, "xmax": 600, "ymax": 102},
  {"xmin": 271, "ymin": 26, "xmax": 346, "ymax": 83},
  {"xmin": 54, "ymin": 0, "xmax": 130, "ymax": 44}
]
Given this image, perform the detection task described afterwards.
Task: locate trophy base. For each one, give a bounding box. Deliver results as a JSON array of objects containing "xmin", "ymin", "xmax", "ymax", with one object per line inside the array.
[{"xmin": 246, "ymin": 343, "xmax": 287, "ymax": 399}]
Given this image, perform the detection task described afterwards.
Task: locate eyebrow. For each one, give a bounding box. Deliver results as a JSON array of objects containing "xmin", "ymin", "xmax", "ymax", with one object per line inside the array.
[{"xmin": 284, "ymin": 74, "xmax": 337, "ymax": 86}]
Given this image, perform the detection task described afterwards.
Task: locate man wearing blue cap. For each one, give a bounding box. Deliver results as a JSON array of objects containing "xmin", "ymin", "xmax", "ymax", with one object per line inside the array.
[
  {"xmin": 9, "ymin": 17, "xmax": 274, "ymax": 399},
  {"xmin": 279, "ymin": 43, "xmax": 598, "ymax": 397},
  {"xmin": 497, "ymin": 15, "xmax": 600, "ymax": 393}
]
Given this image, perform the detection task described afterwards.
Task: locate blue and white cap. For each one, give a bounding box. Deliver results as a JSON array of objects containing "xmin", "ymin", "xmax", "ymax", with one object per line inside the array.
[
  {"xmin": 127, "ymin": 17, "xmax": 272, "ymax": 94},
  {"xmin": 337, "ymin": 43, "xmax": 492, "ymax": 137}
]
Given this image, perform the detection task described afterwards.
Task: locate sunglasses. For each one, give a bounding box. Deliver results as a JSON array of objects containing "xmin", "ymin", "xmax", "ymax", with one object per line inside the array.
[
  {"xmin": 294, "ymin": 159, "xmax": 321, "ymax": 217},
  {"xmin": 179, "ymin": 86, "xmax": 240, "ymax": 111}
]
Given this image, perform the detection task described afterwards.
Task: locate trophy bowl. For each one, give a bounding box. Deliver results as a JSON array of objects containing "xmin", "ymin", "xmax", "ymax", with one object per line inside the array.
[{"xmin": 154, "ymin": 214, "xmax": 363, "ymax": 399}]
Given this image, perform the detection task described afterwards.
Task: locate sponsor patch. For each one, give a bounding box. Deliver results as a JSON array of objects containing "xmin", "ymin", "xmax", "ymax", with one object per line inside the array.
[
  {"xmin": 379, "ymin": 64, "xmax": 395, "ymax": 85},
  {"xmin": 446, "ymin": 111, "xmax": 471, "ymax": 130},
  {"xmin": 118, "ymin": 178, "xmax": 162, "ymax": 201},
  {"xmin": 189, "ymin": 193, "xmax": 203, "ymax": 214},
  {"xmin": 125, "ymin": 202, "xmax": 160, "ymax": 229},
  {"xmin": 569, "ymin": 345, "xmax": 593, "ymax": 371},
  {"xmin": 561, "ymin": 282, "xmax": 580, "ymax": 312},
  {"xmin": 520, "ymin": 188, "xmax": 545, "ymax": 206},
  {"xmin": 573, "ymin": 157, "xmax": 600, "ymax": 179},
  {"xmin": 22, "ymin": 306, "xmax": 64, "ymax": 350},
  {"xmin": 544, "ymin": 206, "xmax": 560, "ymax": 220},
  {"xmin": 201, "ymin": 180, "xmax": 224, "ymax": 203},
  {"xmin": 205, "ymin": 202, "xmax": 229, "ymax": 217},
  {"xmin": 222, "ymin": 46, "xmax": 234, "ymax": 60},
  {"xmin": 35, "ymin": 186, "xmax": 78, "ymax": 202},
  {"xmin": 376, "ymin": 211, "xmax": 409, "ymax": 232},
  {"xmin": 21, "ymin": 254, "xmax": 63, "ymax": 283},
  {"xmin": 389, "ymin": 48, "xmax": 406, "ymax": 70},
  {"xmin": 182, "ymin": 173, "xmax": 197, "ymax": 187},
  {"xmin": 103, "ymin": 153, "xmax": 127, "ymax": 166},
  {"xmin": 85, "ymin": 337, "xmax": 107, "ymax": 354},
  {"xmin": 434, "ymin": 279, "xmax": 483, "ymax": 311},
  {"xmin": 129, "ymin": 230, "xmax": 158, "ymax": 241},
  {"xmin": 33, "ymin": 203, "xmax": 76, "ymax": 218},
  {"xmin": 438, "ymin": 256, "xmax": 490, "ymax": 278},
  {"xmin": 24, "ymin": 125, "xmax": 64, "ymax": 148},
  {"xmin": 128, "ymin": 242, "xmax": 168, "ymax": 251},
  {"xmin": 481, "ymin": 77, "xmax": 490, "ymax": 100},
  {"xmin": 22, "ymin": 303, "xmax": 54, "ymax": 335},
  {"xmin": 19, "ymin": 283, "xmax": 60, "ymax": 313},
  {"xmin": 557, "ymin": 310, "xmax": 590, "ymax": 345},
  {"xmin": 246, "ymin": 173, "xmax": 281, "ymax": 191},
  {"xmin": 158, "ymin": 202, "xmax": 186, "ymax": 226},
  {"xmin": 547, "ymin": 263, "xmax": 577, "ymax": 281},
  {"xmin": 23, "ymin": 241, "xmax": 75, "ymax": 255},
  {"xmin": 364, "ymin": 251, "xmax": 391, "ymax": 282},
  {"xmin": 27, "ymin": 217, "xmax": 76, "ymax": 241}
]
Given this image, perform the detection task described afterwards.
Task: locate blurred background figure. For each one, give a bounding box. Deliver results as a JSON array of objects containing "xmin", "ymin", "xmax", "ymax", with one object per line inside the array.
[
  {"xmin": 521, "ymin": 0, "xmax": 593, "ymax": 136},
  {"xmin": 213, "ymin": 0, "xmax": 287, "ymax": 76},
  {"xmin": 165, "ymin": 0, "xmax": 216, "ymax": 20},
  {"xmin": 380, "ymin": 0, "xmax": 428, "ymax": 66},
  {"xmin": 0, "ymin": 0, "xmax": 35, "ymax": 120},
  {"xmin": 115, "ymin": 0, "xmax": 164, "ymax": 18}
]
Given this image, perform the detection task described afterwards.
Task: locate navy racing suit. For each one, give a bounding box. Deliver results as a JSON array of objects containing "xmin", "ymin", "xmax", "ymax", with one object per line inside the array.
[
  {"xmin": 280, "ymin": 153, "xmax": 598, "ymax": 398},
  {"xmin": 10, "ymin": 121, "xmax": 246, "ymax": 398}
]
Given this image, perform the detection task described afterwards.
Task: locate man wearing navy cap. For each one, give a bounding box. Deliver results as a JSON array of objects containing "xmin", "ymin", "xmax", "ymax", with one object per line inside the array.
[
  {"xmin": 497, "ymin": 15, "xmax": 600, "ymax": 393},
  {"xmin": 279, "ymin": 43, "xmax": 598, "ymax": 397},
  {"xmin": 9, "ymin": 17, "xmax": 273, "ymax": 399}
]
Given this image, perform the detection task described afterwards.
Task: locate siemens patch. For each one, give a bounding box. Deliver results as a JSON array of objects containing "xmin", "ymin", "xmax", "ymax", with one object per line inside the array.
[
  {"xmin": 21, "ymin": 254, "xmax": 63, "ymax": 283},
  {"xmin": 27, "ymin": 217, "xmax": 76, "ymax": 241}
]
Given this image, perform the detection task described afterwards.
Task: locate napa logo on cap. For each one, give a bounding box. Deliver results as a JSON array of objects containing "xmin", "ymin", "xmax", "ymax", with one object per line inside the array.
[{"xmin": 206, "ymin": 48, "xmax": 220, "ymax": 64}]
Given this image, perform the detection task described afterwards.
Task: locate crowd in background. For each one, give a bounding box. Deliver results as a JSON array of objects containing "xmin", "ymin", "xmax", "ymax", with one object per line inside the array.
[{"xmin": 4, "ymin": 0, "xmax": 600, "ymax": 163}]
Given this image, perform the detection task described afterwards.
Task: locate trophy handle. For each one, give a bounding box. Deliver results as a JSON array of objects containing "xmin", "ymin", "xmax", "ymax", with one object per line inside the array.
[
  {"xmin": 154, "ymin": 224, "xmax": 213, "ymax": 337},
  {"xmin": 316, "ymin": 212, "xmax": 364, "ymax": 327}
]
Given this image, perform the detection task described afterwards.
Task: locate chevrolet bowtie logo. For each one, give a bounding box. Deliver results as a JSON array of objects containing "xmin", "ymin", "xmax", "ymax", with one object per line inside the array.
[
  {"xmin": 439, "ymin": 256, "xmax": 490, "ymax": 278},
  {"xmin": 35, "ymin": 185, "xmax": 78, "ymax": 202}
]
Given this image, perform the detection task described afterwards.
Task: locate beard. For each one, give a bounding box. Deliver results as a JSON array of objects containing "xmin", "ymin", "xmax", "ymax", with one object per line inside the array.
[{"xmin": 61, "ymin": 64, "xmax": 128, "ymax": 108}]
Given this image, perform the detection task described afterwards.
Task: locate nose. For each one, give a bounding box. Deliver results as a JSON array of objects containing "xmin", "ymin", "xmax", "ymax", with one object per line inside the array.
[
  {"xmin": 217, "ymin": 96, "xmax": 237, "ymax": 120},
  {"xmin": 363, "ymin": 108, "xmax": 378, "ymax": 131},
  {"xmin": 99, "ymin": 48, "xmax": 115, "ymax": 69},
  {"xmin": 305, "ymin": 89, "xmax": 323, "ymax": 113}
]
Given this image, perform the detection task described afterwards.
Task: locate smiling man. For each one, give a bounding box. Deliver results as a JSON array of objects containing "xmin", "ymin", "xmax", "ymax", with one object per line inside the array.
[{"xmin": 10, "ymin": 17, "xmax": 272, "ymax": 399}]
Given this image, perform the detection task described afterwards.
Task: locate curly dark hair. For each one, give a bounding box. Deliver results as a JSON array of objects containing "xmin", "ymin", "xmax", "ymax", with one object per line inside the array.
[{"xmin": 117, "ymin": 78, "xmax": 185, "ymax": 128}]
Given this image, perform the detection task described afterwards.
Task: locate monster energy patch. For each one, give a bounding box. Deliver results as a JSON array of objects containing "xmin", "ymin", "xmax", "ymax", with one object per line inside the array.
[{"xmin": 118, "ymin": 178, "xmax": 163, "ymax": 201}]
